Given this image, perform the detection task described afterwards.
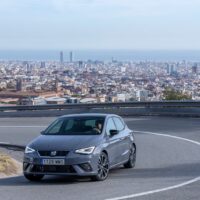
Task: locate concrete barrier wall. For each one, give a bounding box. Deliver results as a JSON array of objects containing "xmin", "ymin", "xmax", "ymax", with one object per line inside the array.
[{"xmin": 0, "ymin": 107, "xmax": 200, "ymax": 118}]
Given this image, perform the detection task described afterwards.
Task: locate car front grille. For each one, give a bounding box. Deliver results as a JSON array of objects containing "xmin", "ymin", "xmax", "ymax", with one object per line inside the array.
[
  {"xmin": 24, "ymin": 163, "xmax": 76, "ymax": 173},
  {"xmin": 38, "ymin": 151, "xmax": 69, "ymax": 157}
]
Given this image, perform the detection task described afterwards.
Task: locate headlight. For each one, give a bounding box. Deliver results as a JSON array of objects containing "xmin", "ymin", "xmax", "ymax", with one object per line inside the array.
[
  {"xmin": 25, "ymin": 146, "xmax": 35, "ymax": 154},
  {"xmin": 75, "ymin": 146, "xmax": 95, "ymax": 155}
]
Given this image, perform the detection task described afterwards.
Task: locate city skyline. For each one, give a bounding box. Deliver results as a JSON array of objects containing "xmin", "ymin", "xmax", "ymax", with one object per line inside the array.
[
  {"xmin": 0, "ymin": 0, "xmax": 200, "ymax": 50},
  {"xmin": 0, "ymin": 50, "xmax": 200, "ymax": 62}
]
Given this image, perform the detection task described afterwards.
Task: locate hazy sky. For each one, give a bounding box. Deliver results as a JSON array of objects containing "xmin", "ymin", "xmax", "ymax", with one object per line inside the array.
[{"xmin": 0, "ymin": 0, "xmax": 200, "ymax": 50}]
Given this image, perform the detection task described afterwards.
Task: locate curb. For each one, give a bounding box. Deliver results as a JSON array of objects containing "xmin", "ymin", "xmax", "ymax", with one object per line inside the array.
[{"xmin": 0, "ymin": 143, "xmax": 25, "ymax": 151}]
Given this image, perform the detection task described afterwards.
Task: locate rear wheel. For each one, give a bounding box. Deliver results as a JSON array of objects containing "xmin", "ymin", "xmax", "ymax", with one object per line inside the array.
[
  {"xmin": 124, "ymin": 144, "xmax": 136, "ymax": 168},
  {"xmin": 24, "ymin": 174, "xmax": 44, "ymax": 181},
  {"xmin": 91, "ymin": 152, "xmax": 109, "ymax": 181}
]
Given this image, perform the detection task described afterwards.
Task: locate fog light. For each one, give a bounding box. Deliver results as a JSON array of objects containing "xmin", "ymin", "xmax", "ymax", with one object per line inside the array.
[{"xmin": 79, "ymin": 163, "xmax": 92, "ymax": 172}]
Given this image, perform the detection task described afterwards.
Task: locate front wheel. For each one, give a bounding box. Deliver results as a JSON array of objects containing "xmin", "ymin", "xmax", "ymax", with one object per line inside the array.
[
  {"xmin": 124, "ymin": 144, "xmax": 136, "ymax": 168},
  {"xmin": 91, "ymin": 152, "xmax": 109, "ymax": 181},
  {"xmin": 24, "ymin": 174, "xmax": 44, "ymax": 182}
]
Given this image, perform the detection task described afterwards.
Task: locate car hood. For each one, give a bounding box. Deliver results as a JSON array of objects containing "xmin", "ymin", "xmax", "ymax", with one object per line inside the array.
[{"xmin": 29, "ymin": 135, "xmax": 102, "ymax": 151}]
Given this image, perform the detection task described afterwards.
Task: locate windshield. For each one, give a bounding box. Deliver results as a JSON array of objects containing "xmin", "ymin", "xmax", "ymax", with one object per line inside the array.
[{"xmin": 44, "ymin": 116, "xmax": 105, "ymax": 135}]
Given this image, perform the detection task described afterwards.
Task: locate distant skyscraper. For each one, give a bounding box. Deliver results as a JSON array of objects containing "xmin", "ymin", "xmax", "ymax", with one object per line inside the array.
[
  {"xmin": 60, "ymin": 51, "xmax": 64, "ymax": 63},
  {"xmin": 41, "ymin": 61, "xmax": 45, "ymax": 68},
  {"xmin": 70, "ymin": 51, "xmax": 73, "ymax": 62},
  {"xmin": 55, "ymin": 75, "xmax": 59, "ymax": 93},
  {"xmin": 79, "ymin": 61, "xmax": 83, "ymax": 68},
  {"xmin": 26, "ymin": 64, "xmax": 30, "ymax": 72},
  {"xmin": 170, "ymin": 65, "xmax": 174, "ymax": 75},
  {"xmin": 16, "ymin": 79, "xmax": 23, "ymax": 91},
  {"xmin": 192, "ymin": 63, "xmax": 198, "ymax": 74},
  {"xmin": 167, "ymin": 64, "xmax": 177, "ymax": 75},
  {"xmin": 23, "ymin": 61, "xmax": 30, "ymax": 73}
]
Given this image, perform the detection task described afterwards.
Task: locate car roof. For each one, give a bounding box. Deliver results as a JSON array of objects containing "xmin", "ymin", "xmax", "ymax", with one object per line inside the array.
[{"xmin": 59, "ymin": 113, "xmax": 119, "ymax": 119}]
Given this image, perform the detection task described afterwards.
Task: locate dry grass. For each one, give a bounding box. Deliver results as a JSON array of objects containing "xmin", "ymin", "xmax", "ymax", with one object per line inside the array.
[{"xmin": 0, "ymin": 152, "xmax": 19, "ymax": 175}]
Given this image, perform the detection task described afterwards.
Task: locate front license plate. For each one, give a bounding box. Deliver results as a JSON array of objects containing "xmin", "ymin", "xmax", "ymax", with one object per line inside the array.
[{"xmin": 42, "ymin": 159, "xmax": 65, "ymax": 165}]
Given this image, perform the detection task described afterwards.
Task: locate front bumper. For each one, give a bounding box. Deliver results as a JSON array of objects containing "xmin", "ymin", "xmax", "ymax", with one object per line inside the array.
[{"xmin": 23, "ymin": 151, "xmax": 99, "ymax": 176}]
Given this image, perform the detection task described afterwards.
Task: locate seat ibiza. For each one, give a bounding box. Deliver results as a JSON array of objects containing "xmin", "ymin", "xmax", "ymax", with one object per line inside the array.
[{"xmin": 23, "ymin": 114, "xmax": 136, "ymax": 181}]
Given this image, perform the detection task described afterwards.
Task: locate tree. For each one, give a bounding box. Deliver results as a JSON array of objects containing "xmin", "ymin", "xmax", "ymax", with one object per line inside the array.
[{"xmin": 163, "ymin": 88, "xmax": 192, "ymax": 100}]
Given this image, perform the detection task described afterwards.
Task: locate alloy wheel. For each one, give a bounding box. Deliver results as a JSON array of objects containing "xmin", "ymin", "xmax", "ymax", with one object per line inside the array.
[{"xmin": 97, "ymin": 152, "xmax": 109, "ymax": 179}]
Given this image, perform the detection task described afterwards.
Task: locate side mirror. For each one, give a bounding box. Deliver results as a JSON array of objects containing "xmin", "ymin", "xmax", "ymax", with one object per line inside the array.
[
  {"xmin": 109, "ymin": 129, "xmax": 118, "ymax": 137},
  {"xmin": 40, "ymin": 130, "xmax": 45, "ymax": 135}
]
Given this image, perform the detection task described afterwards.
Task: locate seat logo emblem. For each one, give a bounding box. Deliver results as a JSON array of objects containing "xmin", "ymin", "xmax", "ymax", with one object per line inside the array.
[{"xmin": 51, "ymin": 151, "xmax": 57, "ymax": 156}]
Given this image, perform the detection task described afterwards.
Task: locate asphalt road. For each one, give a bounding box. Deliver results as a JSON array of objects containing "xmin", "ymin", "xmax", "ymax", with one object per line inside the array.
[{"xmin": 0, "ymin": 116, "xmax": 200, "ymax": 200}]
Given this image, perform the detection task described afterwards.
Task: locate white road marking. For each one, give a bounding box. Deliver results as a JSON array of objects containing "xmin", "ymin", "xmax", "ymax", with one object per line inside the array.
[
  {"xmin": 134, "ymin": 131, "xmax": 200, "ymax": 147},
  {"xmin": 106, "ymin": 130, "xmax": 200, "ymax": 200},
  {"xmin": 106, "ymin": 177, "xmax": 200, "ymax": 200}
]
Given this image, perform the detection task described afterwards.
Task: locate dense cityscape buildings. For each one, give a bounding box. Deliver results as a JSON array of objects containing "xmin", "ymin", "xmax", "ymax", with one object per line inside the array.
[{"xmin": 0, "ymin": 52, "xmax": 199, "ymax": 106}]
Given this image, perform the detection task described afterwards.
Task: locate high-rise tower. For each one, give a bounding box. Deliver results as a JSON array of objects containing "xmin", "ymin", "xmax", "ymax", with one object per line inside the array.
[
  {"xmin": 70, "ymin": 51, "xmax": 73, "ymax": 62},
  {"xmin": 60, "ymin": 51, "xmax": 64, "ymax": 63},
  {"xmin": 192, "ymin": 63, "xmax": 198, "ymax": 74}
]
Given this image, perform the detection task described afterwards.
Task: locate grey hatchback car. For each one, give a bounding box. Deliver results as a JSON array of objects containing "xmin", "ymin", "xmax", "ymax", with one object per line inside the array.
[{"xmin": 23, "ymin": 114, "xmax": 136, "ymax": 181}]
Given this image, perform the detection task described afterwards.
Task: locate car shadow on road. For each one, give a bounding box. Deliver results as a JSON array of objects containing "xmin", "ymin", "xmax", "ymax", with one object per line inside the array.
[
  {"xmin": 0, "ymin": 175, "xmax": 93, "ymax": 186},
  {"xmin": 0, "ymin": 162, "xmax": 199, "ymax": 186}
]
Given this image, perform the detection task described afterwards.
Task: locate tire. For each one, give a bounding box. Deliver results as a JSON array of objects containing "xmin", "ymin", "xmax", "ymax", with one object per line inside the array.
[
  {"xmin": 124, "ymin": 144, "xmax": 136, "ymax": 168},
  {"xmin": 91, "ymin": 152, "xmax": 109, "ymax": 181},
  {"xmin": 24, "ymin": 174, "xmax": 44, "ymax": 182}
]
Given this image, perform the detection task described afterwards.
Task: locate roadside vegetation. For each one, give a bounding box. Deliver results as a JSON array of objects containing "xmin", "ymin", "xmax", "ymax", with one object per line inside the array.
[
  {"xmin": 163, "ymin": 88, "xmax": 192, "ymax": 100},
  {"xmin": 0, "ymin": 152, "xmax": 19, "ymax": 176}
]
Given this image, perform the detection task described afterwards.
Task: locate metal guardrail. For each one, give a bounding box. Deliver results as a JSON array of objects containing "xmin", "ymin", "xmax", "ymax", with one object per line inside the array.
[
  {"xmin": 0, "ymin": 101, "xmax": 200, "ymax": 112},
  {"xmin": 0, "ymin": 143, "xmax": 25, "ymax": 151}
]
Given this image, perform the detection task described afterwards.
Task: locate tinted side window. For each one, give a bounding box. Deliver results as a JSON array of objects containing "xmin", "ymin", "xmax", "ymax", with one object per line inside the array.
[
  {"xmin": 85, "ymin": 119, "xmax": 96, "ymax": 128},
  {"xmin": 113, "ymin": 117, "xmax": 125, "ymax": 131},
  {"xmin": 106, "ymin": 118, "xmax": 117, "ymax": 136},
  {"xmin": 46, "ymin": 120, "xmax": 63, "ymax": 134},
  {"xmin": 63, "ymin": 119, "xmax": 74, "ymax": 131}
]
